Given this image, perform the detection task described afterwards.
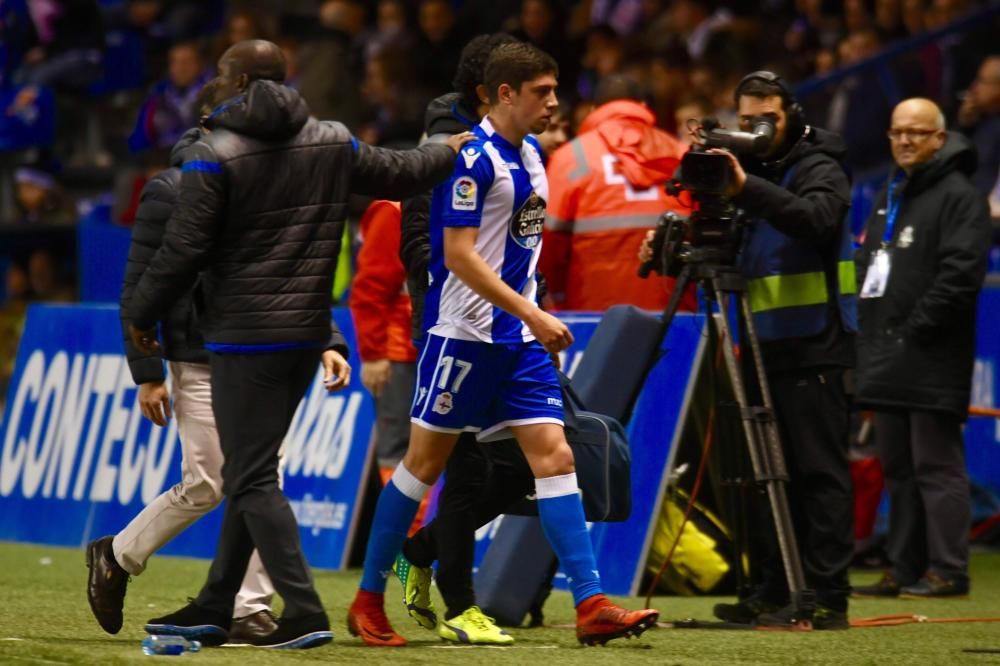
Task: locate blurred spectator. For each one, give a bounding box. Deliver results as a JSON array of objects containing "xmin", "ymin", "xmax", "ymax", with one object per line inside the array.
[
  {"xmin": 784, "ymin": 0, "xmax": 842, "ymax": 79},
  {"xmin": 414, "ymin": 0, "xmax": 463, "ymax": 96},
  {"xmin": 359, "ymin": 44, "xmax": 429, "ymax": 147},
  {"xmin": 28, "ymin": 249, "xmax": 74, "ymax": 302},
  {"xmin": 121, "ymin": 0, "xmax": 215, "ymax": 41},
  {"xmin": 277, "ymin": 36, "xmax": 301, "ymax": 89},
  {"xmin": 928, "ymin": 0, "xmax": 995, "ymax": 117},
  {"xmin": 826, "ymin": 28, "xmax": 896, "ymax": 175},
  {"xmin": 128, "ymin": 41, "xmax": 211, "ymax": 153},
  {"xmin": 577, "ymin": 24, "xmax": 625, "ymax": 100},
  {"xmin": 645, "ymin": 43, "xmax": 693, "ymax": 134},
  {"xmin": 957, "ymin": 55, "xmax": 1000, "ymax": 196},
  {"xmin": 843, "ymin": 0, "xmax": 874, "ymax": 33},
  {"xmin": 590, "ymin": 0, "xmax": 646, "ymax": 36},
  {"xmin": 210, "ymin": 9, "xmax": 275, "ymax": 64},
  {"xmin": 362, "ymin": 0, "xmax": 414, "ymax": 64},
  {"xmin": 512, "ymin": 0, "xmax": 582, "ymax": 98},
  {"xmin": 14, "ymin": 166, "xmax": 76, "ymax": 225},
  {"xmin": 674, "ymin": 94, "xmax": 713, "ymax": 145},
  {"xmin": 295, "ymin": 0, "xmax": 365, "ymax": 126},
  {"xmin": 874, "ymin": 0, "xmax": 906, "ymax": 39},
  {"xmin": 534, "ymin": 104, "xmax": 571, "ymax": 157},
  {"xmin": 16, "ymin": 0, "xmax": 104, "ymax": 93},
  {"xmin": 667, "ymin": 0, "xmax": 732, "ymax": 60}
]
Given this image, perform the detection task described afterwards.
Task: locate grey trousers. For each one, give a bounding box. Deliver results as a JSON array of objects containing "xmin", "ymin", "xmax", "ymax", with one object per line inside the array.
[
  {"xmin": 112, "ymin": 361, "xmax": 276, "ymax": 618},
  {"xmin": 374, "ymin": 361, "xmax": 416, "ymax": 468},
  {"xmin": 874, "ymin": 409, "xmax": 971, "ymax": 583}
]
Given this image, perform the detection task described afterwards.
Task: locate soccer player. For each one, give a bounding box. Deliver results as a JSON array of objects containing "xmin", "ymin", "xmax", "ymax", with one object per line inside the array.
[{"xmin": 347, "ymin": 41, "xmax": 659, "ymax": 647}]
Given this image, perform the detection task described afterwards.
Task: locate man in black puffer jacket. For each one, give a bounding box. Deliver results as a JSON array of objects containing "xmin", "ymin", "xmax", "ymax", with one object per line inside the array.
[
  {"xmin": 853, "ymin": 98, "xmax": 990, "ymax": 599},
  {"xmin": 126, "ymin": 40, "xmax": 472, "ymax": 650}
]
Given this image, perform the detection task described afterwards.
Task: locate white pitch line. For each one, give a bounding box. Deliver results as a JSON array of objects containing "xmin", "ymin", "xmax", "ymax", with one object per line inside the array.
[{"xmin": 0, "ymin": 638, "xmax": 25, "ymax": 641}]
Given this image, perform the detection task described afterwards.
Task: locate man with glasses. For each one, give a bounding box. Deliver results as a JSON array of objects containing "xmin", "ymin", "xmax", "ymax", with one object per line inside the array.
[{"xmin": 853, "ymin": 98, "xmax": 990, "ymax": 599}]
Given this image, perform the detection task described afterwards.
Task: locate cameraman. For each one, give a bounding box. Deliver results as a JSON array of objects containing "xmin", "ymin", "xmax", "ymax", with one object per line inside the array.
[{"xmin": 642, "ymin": 72, "xmax": 856, "ymax": 629}]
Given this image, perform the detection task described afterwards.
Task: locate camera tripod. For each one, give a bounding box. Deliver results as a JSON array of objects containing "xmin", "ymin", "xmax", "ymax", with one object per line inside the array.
[{"xmin": 652, "ymin": 260, "xmax": 815, "ymax": 625}]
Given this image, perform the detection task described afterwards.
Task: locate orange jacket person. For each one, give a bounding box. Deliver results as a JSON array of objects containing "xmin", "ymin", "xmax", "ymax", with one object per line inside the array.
[
  {"xmin": 541, "ymin": 75, "xmax": 695, "ymax": 312},
  {"xmin": 350, "ymin": 200, "xmax": 419, "ymax": 482}
]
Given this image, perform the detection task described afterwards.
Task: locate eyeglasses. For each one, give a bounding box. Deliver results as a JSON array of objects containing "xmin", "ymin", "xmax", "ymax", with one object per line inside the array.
[{"xmin": 887, "ymin": 128, "xmax": 940, "ymax": 141}]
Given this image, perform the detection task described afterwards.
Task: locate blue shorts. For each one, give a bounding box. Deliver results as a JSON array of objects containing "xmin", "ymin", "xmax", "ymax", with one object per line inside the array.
[{"xmin": 410, "ymin": 334, "xmax": 564, "ymax": 441}]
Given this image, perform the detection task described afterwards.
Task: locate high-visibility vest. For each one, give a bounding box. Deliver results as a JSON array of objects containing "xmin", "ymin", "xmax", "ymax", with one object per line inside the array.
[{"xmin": 738, "ymin": 166, "xmax": 858, "ymax": 343}]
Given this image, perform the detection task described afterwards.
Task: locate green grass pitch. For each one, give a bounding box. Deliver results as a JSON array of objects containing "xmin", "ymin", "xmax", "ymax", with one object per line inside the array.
[{"xmin": 1, "ymin": 542, "xmax": 999, "ymax": 664}]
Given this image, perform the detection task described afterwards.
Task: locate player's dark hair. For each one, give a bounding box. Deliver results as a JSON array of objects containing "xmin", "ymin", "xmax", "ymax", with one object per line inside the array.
[
  {"xmin": 483, "ymin": 42, "xmax": 558, "ymax": 104},
  {"xmin": 453, "ymin": 33, "xmax": 519, "ymax": 111}
]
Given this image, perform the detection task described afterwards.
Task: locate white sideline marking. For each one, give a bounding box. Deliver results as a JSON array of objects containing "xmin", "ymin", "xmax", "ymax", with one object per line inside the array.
[{"xmin": 1, "ymin": 638, "xmax": 25, "ymax": 641}]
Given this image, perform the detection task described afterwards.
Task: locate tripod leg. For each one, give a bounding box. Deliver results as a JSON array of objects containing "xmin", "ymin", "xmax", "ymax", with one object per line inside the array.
[{"xmin": 709, "ymin": 283, "xmax": 813, "ymax": 616}]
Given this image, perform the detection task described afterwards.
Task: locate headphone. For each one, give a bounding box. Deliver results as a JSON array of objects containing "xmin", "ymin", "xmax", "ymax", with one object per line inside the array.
[{"xmin": 734, "ymin": 70, "xmax": 805, "ymax": 137}]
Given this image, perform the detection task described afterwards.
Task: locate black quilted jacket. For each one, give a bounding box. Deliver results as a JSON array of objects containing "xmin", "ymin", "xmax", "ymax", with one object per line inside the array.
[{"xmin": 130, "ymin": 80, "xmax": 456, "ymax": 346}]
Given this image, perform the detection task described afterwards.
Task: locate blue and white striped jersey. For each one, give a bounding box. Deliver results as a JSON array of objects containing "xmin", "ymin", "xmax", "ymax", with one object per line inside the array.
[{"xmin": 424, "ymin": 116, "xmax": 548, "ymax": 344}]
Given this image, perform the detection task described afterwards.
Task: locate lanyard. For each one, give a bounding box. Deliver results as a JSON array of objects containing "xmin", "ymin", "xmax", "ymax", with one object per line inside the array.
[{"xmin": 882, "ymin": 171, "xmax": 905, "ymax": 246}]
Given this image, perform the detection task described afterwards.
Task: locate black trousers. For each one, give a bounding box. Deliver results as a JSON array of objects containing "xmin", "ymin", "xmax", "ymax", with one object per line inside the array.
[
  {"xmin": 194, "ymin": 348, "xmax": 324, "ymax": 619},
  {"xmin": 403, "ymin": 434, "xmax": 534, "ymax": 617},
  {"xmin": 874, "ymin": 409, "xmax": 970, "ymax": 584},
  {"xmin": 748, "ymin": 367, "xmax": 854, "ymax": 611}
]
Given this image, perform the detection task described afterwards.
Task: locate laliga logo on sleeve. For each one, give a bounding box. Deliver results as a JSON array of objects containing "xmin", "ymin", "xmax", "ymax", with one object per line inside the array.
[
  {"xmin": 452, "ymin": 177, "xmax": 477, "ymax": 211},
  {"xmin": 509, "ymin": 192, "xmax": 546, "ymax": 249}
]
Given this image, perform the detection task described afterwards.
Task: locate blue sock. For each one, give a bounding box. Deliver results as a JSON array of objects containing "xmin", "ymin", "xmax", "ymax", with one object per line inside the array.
[
  {"xmin": 535, "ymin": 473, "xmax": 603, "ymax": 605},
  {"xmin": 359, "ymin": 464, "xmax": 429, "ymax": 593}
]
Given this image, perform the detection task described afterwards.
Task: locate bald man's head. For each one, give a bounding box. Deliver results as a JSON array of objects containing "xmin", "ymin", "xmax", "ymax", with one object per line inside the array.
[
  {"xmin": 889, "ymin": 97, "xmax": 947, "ymax": 174},
  {"xmin": 215, "ymin": 39, "xmax": 286, "ymax": 100}
]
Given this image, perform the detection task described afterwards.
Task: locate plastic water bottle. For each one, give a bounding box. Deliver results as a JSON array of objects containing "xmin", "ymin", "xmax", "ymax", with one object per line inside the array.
[{"xmin": 141, "ymin": 635, "xmax": 201, "ymax": 656}]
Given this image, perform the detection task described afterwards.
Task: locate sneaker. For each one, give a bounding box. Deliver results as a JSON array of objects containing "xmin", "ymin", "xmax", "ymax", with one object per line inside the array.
[
  {"xmin": 438, "ymin": 606, "xmax": 513, "ymax": 645},
  {"xmin": 145, "ymin": 601, "xmax": 230, "ymax": 646},
  {"xmin": 228, "ymin": 610, "xmax": 279, "ymax": 645},
  {"xmin": 86, "ymin": 536, "xmax": 130, "ymax": 634},
  {"xmin": 852, "ymin": 571, "xmax": 902, "ymax": 598},
  {"xmin": 575, "ymin": 594, "xmax": 659, "ymax": 646},
  {"xmin": 393, "ymin": 552, "xmax": 437, "ymax": 630},
  {"xmin": 899, "ymin": 572, "xmax": 969, "ymax": 599},
  {"xmin": 712, "ymin": 597, "xmax": 782, "ymax": 624},
  {"xmin": 251, "ymin": 612, "xmax": 333, "ymax": 649},
  {"xmin": 347, "ymin": 592, "xmax": 407, "ymax": 647},
  {"xmin": 756, "ymin": 603, "xmax": 848, "ymax": 631}
]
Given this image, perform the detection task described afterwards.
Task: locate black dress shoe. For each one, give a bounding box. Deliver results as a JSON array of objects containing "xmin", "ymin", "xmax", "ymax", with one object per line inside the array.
[
  {"xmin": 145, "ymin": 601, "xmax": 231, "ymax": 646},
  {"xmin": 852, "ymin": 571, "xmax": 903, "ymax": 598},
  {"xmin": 251, "ymin": 612, "xmax": 332, "ymax": 649},
  {"xmin": 899, "ymin": 572, "xmax": 970, "ymax": 598},
  {"xmin": 228, "ymin": 610, "xmax": 279, "ymax": 644},
  {"xmin": 712, "ymin": 596, "xmax": 782, "ymax": 624},
  {"xmin": 86, "ymin": 536, "xmax": 129, "ymax": 634}
]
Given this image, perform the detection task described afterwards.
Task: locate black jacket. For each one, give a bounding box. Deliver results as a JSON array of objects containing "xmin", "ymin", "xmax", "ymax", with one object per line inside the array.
[
  {"xmin": 855, "ymin": 132, "xmax": 991, "ymax": 418},
  {"xmin": 735, "ymin": 126, "xmax": 855, "ymax": 373},
  {"xmin": 120, "ymin": 129, "xmax": 206, "ymax": 384},
  {"xmin": 400, "ymin": 92, "xmax": 479, "ymax": 341},
  {"xmin": 129, "ymin": 80, "xmax": 457, "ymax": 347}
]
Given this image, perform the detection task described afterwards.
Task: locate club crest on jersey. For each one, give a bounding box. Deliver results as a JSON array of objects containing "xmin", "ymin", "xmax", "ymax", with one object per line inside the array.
[
  {"xmin": 509, "ymin": 192, "xmax": 546, "ymax": 249},
  {"xmin": 432, "ymin": 391, "xmax": 454, "ymax": 415},
  {"xmin": 452, "ymin": 177, "xmax": 477, "ymax": 211}
]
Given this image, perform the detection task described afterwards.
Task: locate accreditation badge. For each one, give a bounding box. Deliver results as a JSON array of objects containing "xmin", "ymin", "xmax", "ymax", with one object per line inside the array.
[{"xmin": 859, "ymin": 248, "xmax": 891, "ymax": 299}]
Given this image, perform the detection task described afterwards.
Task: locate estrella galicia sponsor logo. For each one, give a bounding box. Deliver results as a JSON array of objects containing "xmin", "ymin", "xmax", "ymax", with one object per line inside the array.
[
  {"xmin": 452, "ymin": 176, "xmax": 477, "ymax": 211},
  {"xmin": 509, "ymin": 192, "xmax": 546, "ymax": 249}
]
